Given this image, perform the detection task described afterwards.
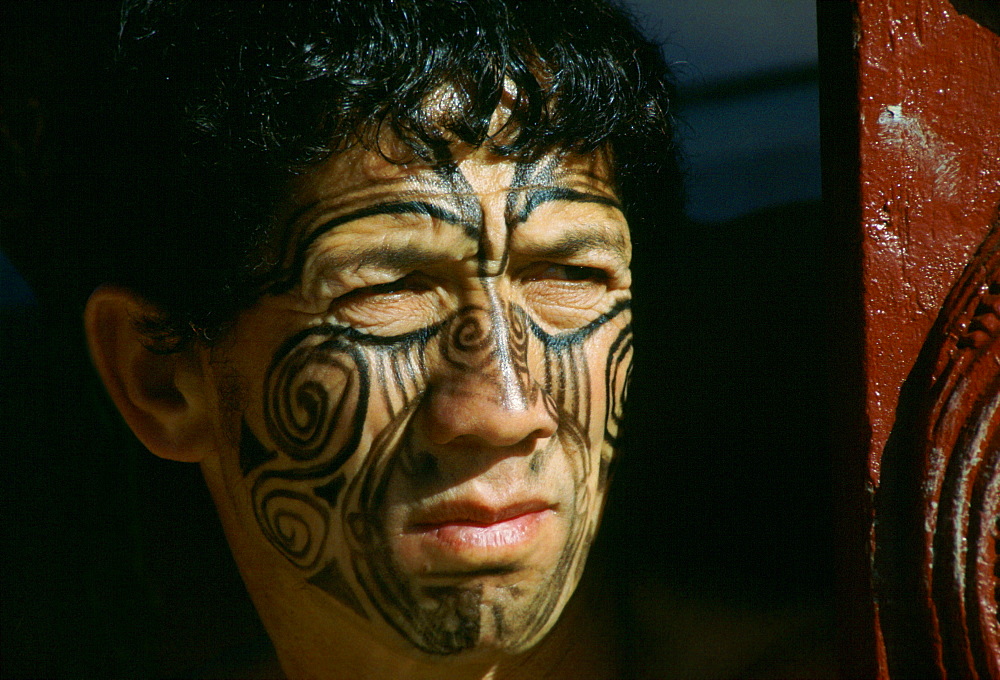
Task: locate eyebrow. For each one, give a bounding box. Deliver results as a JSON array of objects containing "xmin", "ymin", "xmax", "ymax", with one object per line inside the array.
[
  {"xmin": 298, "ymin": 200, "xmax": 465, "ymax": 256},
  {"xmin": 517, "ymin": 225, "xmax": 630, "ymax": 264},
  {"xmin": 312, "ymin": 243, "xmax": 461, "ymax": 274},
  {"xmin": 270, "ymin": 200, "xmax": 465, "ymax": 293},
  {"xmin": 515, "ymin": 186, "xmax": 623, "ymax": 225}
]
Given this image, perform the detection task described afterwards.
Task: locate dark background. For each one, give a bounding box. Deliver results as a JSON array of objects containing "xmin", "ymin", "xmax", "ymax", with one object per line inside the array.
[{"xmin": 1, "ymin": 1, "xmax": 833, "ymax": 677}]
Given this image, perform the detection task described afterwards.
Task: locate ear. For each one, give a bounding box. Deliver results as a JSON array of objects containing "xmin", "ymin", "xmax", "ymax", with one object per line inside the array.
[{"xmin": 85, "ymin": 285, "xmax": 215, "ymax": 462}]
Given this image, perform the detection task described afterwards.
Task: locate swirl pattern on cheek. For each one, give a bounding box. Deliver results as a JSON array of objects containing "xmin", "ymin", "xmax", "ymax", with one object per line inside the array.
[
  {"xmin": 240, "ymin": 326, "xmax": 374, "ymax": 611},
  {"xmin": 257, "ymin": 487, "xmax": 330, "ymax": 570},
  {"xmin": 263, "ymin": 329, "xmax": 363, "ymax": 462}
]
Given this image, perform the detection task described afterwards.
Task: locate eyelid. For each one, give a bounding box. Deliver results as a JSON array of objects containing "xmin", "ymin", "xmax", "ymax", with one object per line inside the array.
[
  {"xmin": 300, "ymin": 265, "xmax": 407, "ymax": 305},
  {"xmin": 524, "ymin": 262, "xmax": 610, "ymax": 281},
  {"xmin": 303, "ymin": 245, "xmax": 455, "ymax": 299},
  {"xmin": 337, "ymin": 271, "xmax": 431, "ymax": 298},
  {"xmin": 513, "ymin": 247, "xmax": 624, "ymax": 277}
]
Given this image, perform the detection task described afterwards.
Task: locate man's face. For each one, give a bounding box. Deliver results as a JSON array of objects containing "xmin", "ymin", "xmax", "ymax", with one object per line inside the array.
[{"xmin": 203, "ymin": 143, "xmax": 633, "ymax": 658}]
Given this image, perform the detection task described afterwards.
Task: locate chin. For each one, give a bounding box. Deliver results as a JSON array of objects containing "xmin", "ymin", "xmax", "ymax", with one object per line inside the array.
[
  {"xmin": 337, "ymin": 488, "xmax": 583, "ymax": 656},
  {"xmin": 379, "ymin": 569, "xmax": 578, "ymax": 661},
  {"xmin": 347, "ymin": 525, "xmax": 583, "ymax": 657}
]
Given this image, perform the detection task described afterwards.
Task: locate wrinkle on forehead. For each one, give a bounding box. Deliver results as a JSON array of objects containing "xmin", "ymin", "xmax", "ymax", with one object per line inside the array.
[
  {"xmin": 290, "ymin": 119, "xmax": 615, "ymax": 194},
  {"xmin": 262, "ymin": 140, "xmax": 621, "ymax": 294},
  {"xmin": 286, "ymin": 146, "xmax": 618, "ymax": 231}
]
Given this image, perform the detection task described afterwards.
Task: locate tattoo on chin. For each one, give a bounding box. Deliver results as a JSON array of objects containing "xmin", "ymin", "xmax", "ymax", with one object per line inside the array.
[{"xmin": 237, "ymin": 158, "xmax": 634, "ymax": 655}]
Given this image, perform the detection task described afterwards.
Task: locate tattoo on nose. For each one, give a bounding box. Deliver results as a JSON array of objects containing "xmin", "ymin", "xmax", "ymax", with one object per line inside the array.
[
  {"xmin": 439, "ymin": 300, "xmax": 538, "ymax": 410},
  {"xmin": 442, "ymin": 306, "xmax": 494, "ymax": 371},
  {"xmin": 237, "ymin": 290, "xmax": 632, "ymax": 653},
  {"xmin": 506, "ymin": 301, "xmax": 535, "ymax": 404}
]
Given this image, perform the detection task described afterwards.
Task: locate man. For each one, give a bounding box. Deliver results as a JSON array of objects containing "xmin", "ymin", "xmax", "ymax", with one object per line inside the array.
[{"xmin": 83, "ymin": 0, "xmax": 681, "ymax": 677}]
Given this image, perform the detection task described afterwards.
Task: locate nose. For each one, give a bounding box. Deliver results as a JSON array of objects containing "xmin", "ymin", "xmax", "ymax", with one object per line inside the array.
[
  {"xmin": 422, "ymin": 380, "xmax": 558, "ymax": 447},
  {"xmin": 420, "ymin": 304, "xmax": 558, "ymax": 448}
]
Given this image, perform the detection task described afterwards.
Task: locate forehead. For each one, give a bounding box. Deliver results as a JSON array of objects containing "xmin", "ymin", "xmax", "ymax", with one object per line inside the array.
[
  {"xmin": 287, "ymin": 144, "xmax": 619, "ymax": 209},
  {"xmin": 264, "ymin": 142, "xmax": 629, "ymax": 289}
]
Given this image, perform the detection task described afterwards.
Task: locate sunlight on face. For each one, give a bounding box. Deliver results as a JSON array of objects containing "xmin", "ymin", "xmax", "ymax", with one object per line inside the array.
[{"xmin": 208, "ymin": 143, "xmax": 633, "ymax": 658}]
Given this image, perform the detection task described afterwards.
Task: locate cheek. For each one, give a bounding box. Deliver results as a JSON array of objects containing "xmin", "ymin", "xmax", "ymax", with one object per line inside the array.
[
  {"xmin": 581, "ymin": 316, "xmax": 633, "ymax": 489},
  {"xmin": 599, "ymin": 317, "xmax": 634, "ymax": 445},
  {"xmin": 247, "ymin": 332, "xmax": 432, "ymax": 528},
  {"xmin": 219, "ymin": 328, "xmax": 383, "ymax": 569},
  {"xmin": 263, "ymin": 351, "xmax": 360, "ymax": 461}
]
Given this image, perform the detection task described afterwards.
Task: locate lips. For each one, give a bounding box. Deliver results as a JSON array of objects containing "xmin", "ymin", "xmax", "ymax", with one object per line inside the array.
[
  {"xmin": 409, "ymin": 500, "xmax": 552, "ymax": 530},
  {"xmin": 395, "ymin": 500, "xmax": 558, "ymax": 574}
]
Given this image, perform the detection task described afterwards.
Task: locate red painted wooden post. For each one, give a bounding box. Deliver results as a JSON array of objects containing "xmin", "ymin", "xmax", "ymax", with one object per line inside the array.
[{"xmin": 844, "ymin": 0, "xmax": 1000, "ymax": 675}]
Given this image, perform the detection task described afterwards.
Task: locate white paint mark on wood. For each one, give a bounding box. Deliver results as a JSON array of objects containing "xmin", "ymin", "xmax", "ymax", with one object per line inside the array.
[{"xmin": 877, "ymin": 103, "xmax": 959, "ymax": 198}]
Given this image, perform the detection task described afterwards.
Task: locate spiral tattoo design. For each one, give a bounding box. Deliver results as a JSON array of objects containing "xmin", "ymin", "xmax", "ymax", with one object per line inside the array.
[
  {"xmin": 247, "ymin": 326, "xmax": 374, "ymax": 577},
  {"xmin": 442, "ymin": 306, "xmax": 494, "ymax": 372},
  {"xmin": 256, "ymin": 488, "xmax": 330, "ymax": 570},
  {"xmin": 235, "ymin": 155, "xmax": 633, "ymax": 655},
  {"xmin": 263, "ymin": 328, "xmax": 366, "ymax": 462}
]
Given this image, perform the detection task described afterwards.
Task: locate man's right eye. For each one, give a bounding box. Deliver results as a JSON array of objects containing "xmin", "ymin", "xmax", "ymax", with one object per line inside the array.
[
  {"xmin": 327, "ymin": 272, "xmax": 441, "ymax": 334},
  {"xmin": 341, "ymin": 275, "xmax": 424, "ymax": 299},
  {"xmin": 334, "ymin": 272, "xmax": 432, "ymax": 301}
]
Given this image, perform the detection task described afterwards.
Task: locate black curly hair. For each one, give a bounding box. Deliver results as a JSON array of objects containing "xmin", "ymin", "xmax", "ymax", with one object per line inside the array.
[{"xmin": 105, "ymin": 0, "xmax": 682, "ymax": 352}]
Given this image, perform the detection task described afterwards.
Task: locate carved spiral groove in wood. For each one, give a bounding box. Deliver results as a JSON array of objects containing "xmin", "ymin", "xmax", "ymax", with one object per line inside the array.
[{"xmin": 875, "ymin": 221, "xmax": 1000, "ymax": 679}]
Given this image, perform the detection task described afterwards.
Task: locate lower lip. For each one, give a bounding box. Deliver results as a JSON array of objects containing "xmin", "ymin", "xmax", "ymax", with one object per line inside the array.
[{"xmin": 414, "ymin": 509, "xmax": 551, "ymax": 550}]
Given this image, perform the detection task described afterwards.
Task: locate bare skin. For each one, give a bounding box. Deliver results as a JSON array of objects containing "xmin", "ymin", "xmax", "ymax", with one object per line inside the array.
[{"xmin": 87, "ymin": 141, "xmax": 632, "ymax": 679}]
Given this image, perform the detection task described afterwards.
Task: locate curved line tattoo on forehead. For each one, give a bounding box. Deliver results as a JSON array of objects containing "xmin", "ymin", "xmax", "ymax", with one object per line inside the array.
[
  {"xmin": 262, "ymin": 151, "xmax": 623, "ymax": 296},
  {"xmin": 265, "ymin": 200, "xmax": 466, "ymax": 296},
  {"xmin": 237, "ymin": 155, "xmax": 633, "ymax": 654}
]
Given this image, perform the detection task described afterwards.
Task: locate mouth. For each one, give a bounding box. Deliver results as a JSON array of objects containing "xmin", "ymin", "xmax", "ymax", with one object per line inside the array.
[
  {"xmin": 394, "ymin": 500, "xmax": 559, "ymax": 574},
  {"xmin": 410, "ymin": 502, "xmax": 554, "ymax": 546}
]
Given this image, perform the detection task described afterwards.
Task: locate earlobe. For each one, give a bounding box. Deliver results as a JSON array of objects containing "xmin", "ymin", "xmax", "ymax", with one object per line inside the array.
[{"xmin": 84, "ymin": 286, "xmax": 214, "ymax": 462}]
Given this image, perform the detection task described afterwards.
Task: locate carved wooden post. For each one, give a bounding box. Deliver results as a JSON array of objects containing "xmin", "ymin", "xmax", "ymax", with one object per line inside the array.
[{"xmin": 841, "ymin": 0, "xmax": 1000, "ymax": 676}]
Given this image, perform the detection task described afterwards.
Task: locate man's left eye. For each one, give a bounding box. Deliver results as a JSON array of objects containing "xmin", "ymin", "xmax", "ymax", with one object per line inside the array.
[
  {"xmin": 531, "ymin": 263, "xmax": 609, "ymax": 283},
  {"xmin": 519, "ymin": 261, "xmax": 617, "ymax": 331}
]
